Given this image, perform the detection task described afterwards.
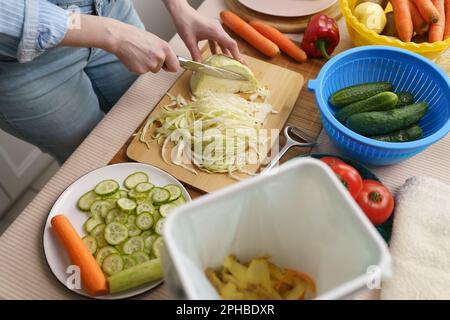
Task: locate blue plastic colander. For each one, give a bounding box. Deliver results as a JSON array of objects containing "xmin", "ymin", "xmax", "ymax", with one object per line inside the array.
[{"xmin": 308, "ymin": 46, "xmax": 450, "ymax": 166}]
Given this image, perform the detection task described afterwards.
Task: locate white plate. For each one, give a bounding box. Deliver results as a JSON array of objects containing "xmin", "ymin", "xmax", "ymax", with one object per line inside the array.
[
  {"xmin": 43, "ymin": 163, "xmax": 191, "ymax": 299},
  {"xmin": 237, "ymin": 0, "xmax": 338, "ymax": 17}
]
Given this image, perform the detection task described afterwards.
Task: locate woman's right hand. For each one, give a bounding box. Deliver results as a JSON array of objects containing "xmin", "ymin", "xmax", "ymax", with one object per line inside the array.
[{"xmin": 62, "ymin": 14, "xmax": 180, "ymax": 74}]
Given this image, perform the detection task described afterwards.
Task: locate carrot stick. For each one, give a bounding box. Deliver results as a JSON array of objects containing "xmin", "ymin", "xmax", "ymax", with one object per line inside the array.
[
  {"xmin": 51, "ymin": 215, "xmax": 108, "ymax": 296},
  {"xmin": 429, "ymin": 0, "xmax": 445, "ymax": 41},
  {"xmin": 444, "ymin": 0, "xmax": 450, "ymax": 39},
  {"xmin": 409, "ymin": 1, "xmax": 430, "ymax": 34},
  {"xmin": 392, "ymin": 0, "xmax": 414, "ymax": 41},
  {"xmin": 249, "ymin": 20, "xmax": 307, "ymax": 62},
  {"xmin": 413, "ymin": 0, "xmax": 440, "ymax": 23},
  {"xmin": 220, "ymin": 11, "xmax": 280, "ymax": 57}
]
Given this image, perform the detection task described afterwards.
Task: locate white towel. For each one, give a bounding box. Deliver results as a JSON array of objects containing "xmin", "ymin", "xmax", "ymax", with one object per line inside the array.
[{"xmin": 381, "ymin": 176, "xmax": 450, "ymax": 299}]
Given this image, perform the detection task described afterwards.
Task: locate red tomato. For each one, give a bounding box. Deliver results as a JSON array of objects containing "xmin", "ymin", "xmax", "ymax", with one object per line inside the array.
[
  {"xmin": 331, "ymin": 163, "xmax": 363, "ymax": 199},
  {"xmin": 320, "ymin": 156, "xmax": 345, "ymax": 168},
  {"xmin": 356, "ymin": 180, "xmax": 394, "ymax": 225}
]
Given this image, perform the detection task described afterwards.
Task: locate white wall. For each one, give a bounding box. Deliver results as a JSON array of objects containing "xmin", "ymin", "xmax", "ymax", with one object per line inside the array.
[{"xmin": 133, "ymin": 0, "xmax": 204, "ymax": 41}]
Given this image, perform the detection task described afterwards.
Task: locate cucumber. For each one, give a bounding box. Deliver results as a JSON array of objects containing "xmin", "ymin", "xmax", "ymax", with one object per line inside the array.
[
  {"xmin": 90, "ymin": 223, "xmax": 105, "ymax": 237},
  {"xmin": 117, "ymin": 198, "xmax": 137, "ymax": 213},
  {"xmin": 122, "ymin": 236, "xmax": 145, "ymax": 254},
  {"xmin": 94, "ymin": 180, "xmax": 119, "ymax": 196},
  {"xmin": 171, "ymin": 196, "xmax": 186, "ymax": 206},
  {"xmin": 103, "ymin": 190, "xmax": 120, "ymax": 200},
  {"xmin": 106, "ymin": 208, "xmax": 127, "ymax": 224},
  {"xmin": 124, "ymin": 172, "xmax": 148, "ymax": 190},
  {"xmin": 144, "ymin": 234, "xmax": 158, "ymax": 255},
  {"xmin": 90, "ymin": 200, "xmax": 114, "ymax": 219},
  {"xmin": 131, "ymin": 252, "xmax": 150, "ymax": 264},
  {"xmin": 152, "ymin": 237, "xmax": 164, "ymax": 258},
  {"xmin": 164, "ymin": 184, "xmax": 182, "ymax": 201},
  {"xmin": 136, "ymin": 212, "xmax": 154, "ymax": 230},
  {"xmin": 151, "ymin": 187, "xmax": 170, "ymax": 204},
  {"xmin": 122, "ymin": 255, "xmax": 137, "ymax": 270},
  {"xmin": 82, "ymin": 235, "xmax": 97, "ymax": 255},
  {"xmin": 335, "ymin": 92, "xmax": 398, "ymax": 122},
  {"xmin": 136, "ymin": 202, "xmax": 155, "ymax": 215},
  {"xmin": 119, "ymin": 190, "xmax": 129, "ymax": 198},
  {"xmin": 95, "ymin": 246, "xmax": 118, "ymax": 266},
  {"xmin": 102, "ymin": 253, "xmax": 124, "ymax": 276},
  {"xmin": 127, "ymin": 188, "xmax": 147, "ymax": 201},
  {"xmin": 370, "ymin": 125, "xmax": 423, "ymax": 142},
  {"xmin": 135, "ymin": 182, "xmax": 154, "ymax": 193},
  {"xmin": 77, "ymin": 190, "xmax": 100, "ymax": 211},
  {"xmin": 346, "ymin": 102, "xmax": 428, "ymax": 136},
  {"xmin": 159, "ymin": 204, "xmax": 176, "ymax": 218},
  {"xmin": 126, "ymin": 215, "xmax": 142, "ymax": 237},
  {"xmin": 83, "ymin": 217, "xmax": 103, "ymax": 234},
  {"xmin": 329, "ymin": 82, "xmax": 393, "ymax": 108},
  {"xmin": 396, "ymin": 92, "xmax": 414, "ymax": 107},
  {"xmin": 104, "ymin": 222, "xmax": 129, "ymax": 245},
  {"xmin": 154, "ymin": 218, "xmax": 166, "ymax": 236},
  {"xmin": 108, "ymin": 259, "xmax": 163, "ymax": 294}
]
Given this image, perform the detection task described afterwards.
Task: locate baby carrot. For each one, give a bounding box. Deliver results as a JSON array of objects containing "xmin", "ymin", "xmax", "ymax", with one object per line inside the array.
[
  {"xmin": 51, "ymin": 215, "xmax": 108, "ymax": 296},
  {"xmin": 429, "ymin": 0, "xmax": 445, "ymax": 41},
  {"xmin": 220, "ymin": 11, "xmax": 280, "ymax": 57},
  {"xmin": 392, "ymin": 0, "xmax": 414, "ymax": 42},
  {"xmin": 444, "ymin": 0, "xmax": 450, "ymax": 39},
  {"xmin": 409, "ymin": 1, "xmax": 429, "ymax": 34},
  {"xmin": 249, "ymin": 20, "xmax": 307, "ymax": 62},
  {"xmin": 413, "ymin": 0, "xmax": 440, "ymax": 23}
]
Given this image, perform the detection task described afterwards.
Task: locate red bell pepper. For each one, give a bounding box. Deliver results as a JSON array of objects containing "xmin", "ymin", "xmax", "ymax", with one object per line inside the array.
[{"xmin": 301, "ymin": 14, "xmax": 340, "ymax": 60}]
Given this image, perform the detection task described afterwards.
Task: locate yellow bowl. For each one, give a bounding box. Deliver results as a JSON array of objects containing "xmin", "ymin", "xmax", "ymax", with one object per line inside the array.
[{"xmin": 340, "ymin": 0, "xmax": 450, "ymax": 60}]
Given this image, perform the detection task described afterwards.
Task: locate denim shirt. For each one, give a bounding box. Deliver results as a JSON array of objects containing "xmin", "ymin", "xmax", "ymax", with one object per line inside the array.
[{"xmin": 0, "ymin": 0, "xmax": 106, "ymax": 63}]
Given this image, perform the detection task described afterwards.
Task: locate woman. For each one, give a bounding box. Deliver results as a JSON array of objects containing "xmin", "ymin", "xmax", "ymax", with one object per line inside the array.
[{"xmin": 0, "ymin": 0, "xmax": 241, "ymax": 163}]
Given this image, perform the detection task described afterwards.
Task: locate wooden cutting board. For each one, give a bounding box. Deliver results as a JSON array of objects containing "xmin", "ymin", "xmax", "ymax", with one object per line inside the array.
[
  {"xmin": 126, "ymin": 51, "xmax": 304, "ymax": 193},
  {"xmin": 225, "ymin": 0, "xmax": 342, "ymax": 33}
]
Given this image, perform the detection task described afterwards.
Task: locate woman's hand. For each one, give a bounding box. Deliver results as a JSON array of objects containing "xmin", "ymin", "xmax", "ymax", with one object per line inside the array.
[
  {"xmin": 164, "ymin": 0, "xmax": 243, "ymax": 63},
  {"xmin": 61, "ymin": 14, "xmax": 180, "ymax": 74}
]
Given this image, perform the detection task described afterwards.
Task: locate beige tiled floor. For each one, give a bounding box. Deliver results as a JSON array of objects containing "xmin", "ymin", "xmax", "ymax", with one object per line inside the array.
[{"xmin": 0, "ymin": 161, "xmax": 60, "ymax": 235}]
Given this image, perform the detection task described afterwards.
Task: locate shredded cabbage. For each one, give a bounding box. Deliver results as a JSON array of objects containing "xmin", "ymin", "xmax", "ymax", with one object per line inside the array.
[{"xmin": 139, "ymin": 91, "xmax": 273, "ymax": 179}]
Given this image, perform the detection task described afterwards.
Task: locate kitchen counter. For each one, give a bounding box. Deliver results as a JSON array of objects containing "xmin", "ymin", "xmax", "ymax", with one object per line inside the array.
[{"xmin": 0, "ymin": 0, "xmax": 448, "ymax": 300}]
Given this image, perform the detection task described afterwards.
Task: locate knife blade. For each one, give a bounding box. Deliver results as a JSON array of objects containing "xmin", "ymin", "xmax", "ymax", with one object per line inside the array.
[{"xmin": 177, "ymin": 56, "xmax": 248, "ymax": 81}]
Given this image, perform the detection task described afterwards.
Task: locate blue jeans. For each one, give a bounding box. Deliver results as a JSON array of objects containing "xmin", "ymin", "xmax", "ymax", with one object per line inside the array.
[{"xmin": 0, "ymin": 0, "xmax": 142, "ymax": 163}]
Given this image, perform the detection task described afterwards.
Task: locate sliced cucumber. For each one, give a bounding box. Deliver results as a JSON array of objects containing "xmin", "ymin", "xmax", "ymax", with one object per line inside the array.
[
  {"xmin": 82, "ymin": 235, "xmax": 97, "ymax": 255},
  {"xmin": 83, "ymin": 217, "xmax": 103, "ymax": 234},
  {"xmin": 122, "ymin": 236, "xmax": 145, "ymax": 254},
  {"xmin": 159, "ymin": 203, "xmax": 176, "ymax": 218},
  {"xmin": 77, "ymin": 190, "xmax": 100, "ymax": 211},
  {"xmin": 151, "ymin": 187, "xmax": 170, "ymax": 204},
  {"xmin": 152, "ymin": 237, "xmax": 164, "ymax": 259},
  {"xmin": 104, "ymin": 222, "xmax": 128, "ymax": 245},
  {"xmin": 117, "ymin": 198, "xmax": 136, "ymax": 213},
  {"xmin": 106, "ymin": 208, "xmax": 127, "ymax": 224},
  {"xmin": 119, "ymin": 189, "xmax": 129, "ymax": 198},
  {"xmin": 171, "ymin": 196, "xmax": 186, "ymax": 206},
  {"xmin": 90, "ymin": 200, "xmax": 114, "ymax": 219},
  {"xmin": 94, "ymin": 179, "xmax": 119, "ymax": 196},
  {"xmin": 131, "ymin": 251, "xmax": 150, "ymax": 265},
  {"xmin": 164, "ymin": 184, "xmax": 182, "ymax": 201},
  {"xmin": 140, "ymin": 230, "xmax": 154, "ymax": 240},
  {"xmin": 127, "ymin": 188, "xmax": 147, "ymax": 201},
  {"xmin": 95, "ymin": 246, "xmax": 118, "ymax": 266},
  {"xmin": 125, "ymin": 215, "xmax": 142, "ymax": 237},
  {"xmin": 102, "ymin": 253, "xmax": 123, "ymax": 276},
  {"xmin": 124, "ymin": 172, "xmax": 148, "ymax": 190},
  {"xmin": 136, "ymin": 202, "xmax": 155, "ymax": 215},
  {"xmin": 95, "ymin": 234, "xmax": 108, "ymax": 249},
  {"xmin": 90, "ymin": 223, "xmax": 105, "ymax": 237},
  {"xmin": 136, "ymin": 212, "xmax": 154, "ymax": 230},
  {"xmin": 103, "ymin": 190, "xmax": 121, "ymax": 200},
  {"xmin": 135, "ymin": 182, "xmax": 154, "ymax": 193},
  {"xmin": 144, "ymin": 234, "xmax": 158, "ymax": 255},
  {"xmin": 154, "ymin": 218, "xmax": 166, "ymax": 236},
  {"xmin": 122, "ymin": 255, "xmax": 137, "ymax": 270}
]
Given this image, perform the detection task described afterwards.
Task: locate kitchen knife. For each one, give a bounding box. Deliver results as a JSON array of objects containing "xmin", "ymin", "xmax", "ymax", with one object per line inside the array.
[{"xmin": 177, "ymin": 56, "xmax": 248, "ymax": 81}]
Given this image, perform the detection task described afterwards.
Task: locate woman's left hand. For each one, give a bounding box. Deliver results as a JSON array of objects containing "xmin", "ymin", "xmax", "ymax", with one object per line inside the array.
[{"xmin": 164, "ymin": 0, "xmax": 243, "ymax": 63}]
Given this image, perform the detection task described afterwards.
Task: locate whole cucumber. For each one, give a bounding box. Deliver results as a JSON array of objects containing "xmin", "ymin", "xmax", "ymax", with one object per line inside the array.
[
  {"xmin": 370, "ymin": 125, "xmax": 423, "ymax": 142},
  {"xmin": 396, "ymin": 92, "xmax": 414, "ymax": 107},
  {"xmin": 335, "ymin": 91, "xmax": 398, "ymax": 122},
  {"xmin": 346, "ymin": 102, "xmax": 428, "ymax": 136},
  {"xmin": 108, "ymin": 259, "xmax": 163, "ymax": 294},
  {"xmin": 329, "ymin": 82, "xmax": 393, "ymax": 108}
]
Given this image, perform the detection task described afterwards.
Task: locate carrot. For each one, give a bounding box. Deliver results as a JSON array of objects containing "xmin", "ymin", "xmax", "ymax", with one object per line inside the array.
[
  {"xmin": 392, "ymin": 0, "xmax": 414, "ymax": 42},
  {"xmin": 249, "ymin": 20, "xmax": 307, "ymax": 62},
  {"xmin": 413, "ymin": 0, "xmax": 440, "ymax": 23},
  {"xmin": 220, "ymin": 11, "xmax": 280, "ymax": 57},
  {"xmin": 409, "ymin": 1, "xmax": 430, "ymax": 34},
  {"xmin": 51, "ymin": 215, "xmax": 108, "ymax": 296},
  {"xmin": 444, "ymin": 0, "xmax": 450, "ymax": 39},
  {"xmin": 429, "ymin": 0, "xmax": 445, "ymax": 41}
]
